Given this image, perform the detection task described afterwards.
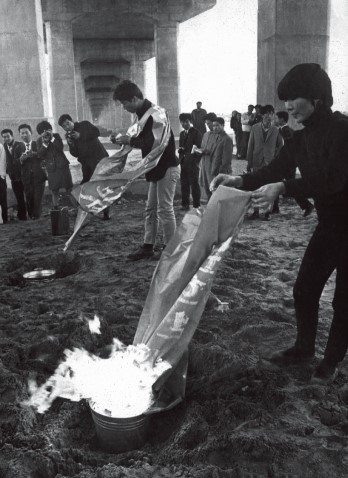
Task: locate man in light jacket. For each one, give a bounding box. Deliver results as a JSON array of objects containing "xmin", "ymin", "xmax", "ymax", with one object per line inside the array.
[{"xmin": 246, "ymin": 104, "xmax": 283, "ymax": 219}]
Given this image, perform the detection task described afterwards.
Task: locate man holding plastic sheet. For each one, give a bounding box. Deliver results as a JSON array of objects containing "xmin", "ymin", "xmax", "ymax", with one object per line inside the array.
[
  {"xmin": 113, "ymin": 80, "xmax": 180, "ymax": 261},
  {"xmin": 210, "ymin": 63, "xmax": 348, "ymax": 384}
]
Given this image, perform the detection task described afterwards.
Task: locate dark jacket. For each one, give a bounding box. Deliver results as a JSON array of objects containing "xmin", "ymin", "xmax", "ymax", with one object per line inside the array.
[
  {"xmin": 14, "ymin": 141, "xmax": 47, "ymax": 185},
  {"xmin": 242, "ymin": 107, "xmax": 348, "ymax": 225},
  {"xmin": 68, "ymin": 121, "xmax": 108, "ymax": 167},
  {"xmin": 37, "ymin": 133, "xmax": 70, "ymax": 173},
  {"xmin": 230, "ymin": 116, "xmax": 242, "ymax": 134},
  {"xmin": 178, "ymin": 126, "xmax": 202, "ymax": 165},
  {"xmin": 191, "ymin": 108, "xmax": 207, "ymax": 136},
  {"xmin": 130, "ymin": 99, "xmax": 177, "ymax": 182},
  {"xmin": 279, "ymin": 124, "xmax": 294, "ymax": 142},
  {"xmin": 4, "ymin": 140, "xmax": 23, "ymax": 181}
]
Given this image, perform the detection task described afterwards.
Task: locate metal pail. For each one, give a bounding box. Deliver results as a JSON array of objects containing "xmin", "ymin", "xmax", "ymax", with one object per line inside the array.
[
  {"xmin": 90, "ymin": 405, "xmax": 150, "ymax": 453},
  {"xmin": 50, "ymin": 207, "xmax": 70, "ymax": 236}
]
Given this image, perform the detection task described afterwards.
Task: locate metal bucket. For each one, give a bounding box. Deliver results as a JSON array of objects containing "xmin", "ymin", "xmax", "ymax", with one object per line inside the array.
[
  {"xmin": 90, "ymin": 405, "xmax": 150, "ymax": 453},
  {"xmin": 50, "ymin": 207, "xmax": 70, "ymax": 236}
]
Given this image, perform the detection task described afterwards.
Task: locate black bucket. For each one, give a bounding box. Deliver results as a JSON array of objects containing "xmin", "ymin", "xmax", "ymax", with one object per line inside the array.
[
  {"xmin": 50, "ymin": 207, "xmax": 70, "ymax": 236},
  {"xmin": 90, "ymin": 406, "xmax": 150, "ymax": 453}
]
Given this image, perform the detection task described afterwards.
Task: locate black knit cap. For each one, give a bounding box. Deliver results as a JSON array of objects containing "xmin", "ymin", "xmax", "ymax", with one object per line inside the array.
[{"xmin": 278, "ymin": 63, "xmax": 333, "ymax": 107}]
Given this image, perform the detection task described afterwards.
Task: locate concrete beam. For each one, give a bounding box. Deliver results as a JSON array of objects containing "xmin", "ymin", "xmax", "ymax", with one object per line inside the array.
[
  {"xmin": 84, "ymin": 76, "xmax": 120, "ymax": 91},
  {"xmin": 74, "ymin": 39, "xmax": 154, "ymax": 64},
  {"xmin": 43, "ymin": 0, "xmax": 216, "ymax": 23}
]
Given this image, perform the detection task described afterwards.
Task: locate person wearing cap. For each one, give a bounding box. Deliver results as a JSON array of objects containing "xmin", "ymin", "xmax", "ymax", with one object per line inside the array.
[
  {"xmin": 198, "ymin": 112, "xmax": 220, "ymax": 201},
  {"xmin": 210, "ymin": 63, "xmax": 348, "ymax": 383}
]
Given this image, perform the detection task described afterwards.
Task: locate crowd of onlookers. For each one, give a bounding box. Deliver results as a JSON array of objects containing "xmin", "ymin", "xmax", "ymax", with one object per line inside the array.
[
  {"xmin": 177, "ymin": 101, "xmax": 314, "ymax": 220},
  {"xmin": 0, "ymin": 113, "xmax": 111, "ymax": 225},
  {"xmin": 0, "ymin": 98, "xmax": 314, "ymax": 227}
]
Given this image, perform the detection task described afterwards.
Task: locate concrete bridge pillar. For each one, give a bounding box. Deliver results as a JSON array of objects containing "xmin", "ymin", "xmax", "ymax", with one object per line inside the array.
[
  {"xmin": 46, "ymin": 20, "xmax": 78, "ymax": 123},
  {"xmin": 0, "ymin": 0, "xmax": 49, "ymax": 133},
  {"xmin": 74, "ymin": 63, "xmax": 86, "ymax": 121},
  {"xmin": 155, "ymin": 22, "xmax": 180, "ymax": 135},
  {"xmin": 130, "ymin": 59, "xmax": 145, "ymax": 96},
  {"xmin": 257, "ymin": 0, "xmax": 330, "ymax": 112}
]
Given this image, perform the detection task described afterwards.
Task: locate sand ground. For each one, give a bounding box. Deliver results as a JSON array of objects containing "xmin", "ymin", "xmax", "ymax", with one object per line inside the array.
[{"xmin": 0, "ymin": 159, "xmax": 347, "ymax": 478}]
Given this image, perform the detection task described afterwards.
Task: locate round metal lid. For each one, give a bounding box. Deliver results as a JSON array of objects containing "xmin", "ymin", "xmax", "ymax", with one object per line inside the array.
[{"xmin": 23, "ymin": 269, "xmax": 56, "ymax": 280}]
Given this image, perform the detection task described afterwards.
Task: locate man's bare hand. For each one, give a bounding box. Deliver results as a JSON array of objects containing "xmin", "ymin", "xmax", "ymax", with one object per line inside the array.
[
  {"xmin": 70, "ymin": 131, "xmax": 80, "ymax": 140},
  {"xmin": 116, "ymin": 135, "xmax": 131, "ymax": 145},
  {"xmin": 251, "ymin": 182, "xmax": 285, "ymax": 209}
]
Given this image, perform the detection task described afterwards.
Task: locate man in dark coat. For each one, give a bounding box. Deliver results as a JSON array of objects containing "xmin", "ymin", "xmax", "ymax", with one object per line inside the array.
[
  {"xmin": 210, "ymin": 63, "xmax": 348, "ymax": 383},
  {"xmin": 275, "ymin": 111, "xmax": 314, "ymax": 217},
  {"xmin": 14, "ymin": 124, "xmax": 47, "ymax": 219},
  {"xmin": 178, "ymin": 113, "xmax": 202, "ymax": 211},
  {"xmin": 191, "ymin": 102, "xmax": 207, "ymax": 136},
  {"xmin": 58, "ymin": 114, "xmax": 109, "ymax": 219},
  {"xmin": 1, "ymin": 128, "xmax": 27, "ymax": 220}
]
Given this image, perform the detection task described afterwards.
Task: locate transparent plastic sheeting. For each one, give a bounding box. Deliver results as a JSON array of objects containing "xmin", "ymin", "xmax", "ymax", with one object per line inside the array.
[{"xmin": 134, "ymin": 186, "xmax": 252, "ymax": 414}]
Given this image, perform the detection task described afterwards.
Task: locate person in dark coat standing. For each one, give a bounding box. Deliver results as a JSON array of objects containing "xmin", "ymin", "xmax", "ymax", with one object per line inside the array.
[
  {"xmin": 275, "ymin": 111, "xmax": 314, "ymax": 217},
  {"xmin": 58, "ymin": 114, "xmax": 109, "ymax": 219},
  {"xmin": 191, "ymin": 102, "xmax": 207, "ymax": 136},
  {"xmin": 14, "ymin": 124, "xmax": 47, "ymax": 219},
  {"xmin": 210, "ymin": 63, "xmax": 348, "ymax": 383},
  {"xmin": 36, "ymin": 121, "xmax": 73, "ymax": 208},
  {"xmin": 178, "ymin": 113, "xmax": 202, "ymax": 211},
  {"xmin": 1, "ymin": 128, "xmax": 27, "ymax": 220}
]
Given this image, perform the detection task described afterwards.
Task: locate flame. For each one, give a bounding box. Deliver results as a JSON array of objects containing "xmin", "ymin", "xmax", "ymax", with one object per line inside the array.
[{"xmin": 23, "ymin": 339, "xmax": 171, "ymax": 418}]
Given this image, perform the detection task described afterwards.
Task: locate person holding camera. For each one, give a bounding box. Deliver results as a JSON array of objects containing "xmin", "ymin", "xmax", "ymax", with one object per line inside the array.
[
  {"xmin": 36, "ymin": 121, "xmax": 73, "ymax": 208},
  {"xmin": 58, "ymin": 114, "xmax": 110, "ymax": 219}
]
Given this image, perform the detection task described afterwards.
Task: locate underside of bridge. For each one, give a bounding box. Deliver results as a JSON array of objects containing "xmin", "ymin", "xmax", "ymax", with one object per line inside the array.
[{"xmin": 0, "ymin": 0, "xmax": 334, "ymax": 135}]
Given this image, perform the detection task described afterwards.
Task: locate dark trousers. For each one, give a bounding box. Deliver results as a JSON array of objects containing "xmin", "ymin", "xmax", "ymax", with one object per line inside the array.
[
  {"xmin": 284, "ymin": 169, "xmax": 312, "ymax": 210},
  {"xmin": 293, "ymin": 222, "xmax": 348, "ymax": 365},
  {"xmin": 240, "ymin": 131, "xmax": 250, "ymax": 158},
  {"xmin": 0, "ymin": 177, "xmax": 8, "ymax": 223},
  {"xmin": 24, "ymin": 180, "xmax": 45, "ymax": 219},
  {"xmin": 11, "ymin": 179, "xmax": 27, "ymax": 219},
  {"xmin": 180, "ymin": 159, "xmax": 201, "ymax": 208},
  {"xmin": 235, "ymin": 130, "xmax": 243, "ymax": 156}
]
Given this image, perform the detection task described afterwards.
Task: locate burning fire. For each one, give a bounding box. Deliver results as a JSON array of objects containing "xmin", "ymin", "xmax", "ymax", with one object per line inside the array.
[{"xmin": 23, "ymin": 337, "xmax": 171, "ymax": 418}]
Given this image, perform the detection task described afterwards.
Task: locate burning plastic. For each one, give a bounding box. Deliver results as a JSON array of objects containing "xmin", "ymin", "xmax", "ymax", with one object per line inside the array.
[{"xmin": 23, "ymin": 339, "xmax": 171, "ymax": 418}]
